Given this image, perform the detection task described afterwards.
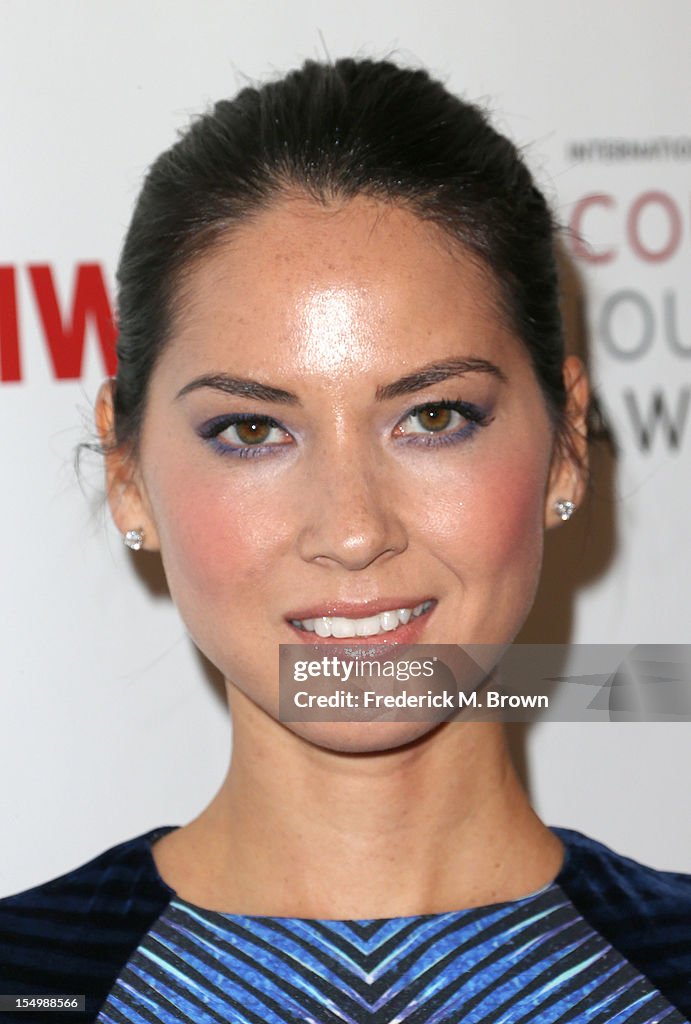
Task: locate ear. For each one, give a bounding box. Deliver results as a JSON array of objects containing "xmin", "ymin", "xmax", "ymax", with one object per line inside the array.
[
  {"xmin": 95, "ymin": 380, "xmax": 161, "ymax": 551},
  {"xmin": 544, "ymin": 355, "xmax": 590, "ymax": 529}
]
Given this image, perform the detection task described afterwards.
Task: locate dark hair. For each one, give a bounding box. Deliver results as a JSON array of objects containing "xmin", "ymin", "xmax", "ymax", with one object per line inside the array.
[{"xmin": 113, "ymin": 57, "xmax": 569, "ymax": 451}]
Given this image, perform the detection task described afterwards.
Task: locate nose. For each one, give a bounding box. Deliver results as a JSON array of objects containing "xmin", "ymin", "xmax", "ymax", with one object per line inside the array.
[{"xmin": 296, "ymin": 449, "xmax": 408, "ymax": 571}]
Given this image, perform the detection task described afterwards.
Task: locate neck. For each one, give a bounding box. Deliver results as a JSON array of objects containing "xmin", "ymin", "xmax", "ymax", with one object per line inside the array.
[{"xmin": 152, "ymin": 691, "xmax": 563, "ymax": 918}]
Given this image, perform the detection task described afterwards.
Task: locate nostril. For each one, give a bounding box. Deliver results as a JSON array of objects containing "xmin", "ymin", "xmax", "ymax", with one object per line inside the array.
[{"xmin": 296, "ymin": 497, "xmax": 408, "ymax": 570}]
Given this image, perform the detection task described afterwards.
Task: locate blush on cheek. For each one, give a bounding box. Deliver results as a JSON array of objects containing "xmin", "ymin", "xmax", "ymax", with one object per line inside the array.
[
  {"xmin": 423, "ymin": 445, "xmax": 548, "ymax": 559},
  {"xmin": 484, "ymin": 461, "xmax": 546, "ymax": 554},
  {"xmin": 474, "ymin": 458, "xmax": 549, "ymax": 628},
  {"xmin": 154, "ymin": 484, "xmax": 282, "ymax": 608}
]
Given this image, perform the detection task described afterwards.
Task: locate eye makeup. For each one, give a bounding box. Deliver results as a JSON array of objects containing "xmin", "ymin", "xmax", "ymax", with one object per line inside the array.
[
  {"xmin": 394, "ymin": 398, "xmax": 494, "ymax": 448},
  {"xmin": 196, "ymin": 397, "xmax": 495, "ymax": 459},
  {"xmin": 197, "ymin": 413, "xmax": 293, "ymax": 458}
]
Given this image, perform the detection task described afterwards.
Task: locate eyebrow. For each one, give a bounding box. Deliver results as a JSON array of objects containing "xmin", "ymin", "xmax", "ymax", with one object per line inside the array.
[
  {"xmin": 375, "ymin": 358, "xmax": 507, "ymax": 401},
  {"xmin": 175, "ymin": 357, "xmax": 507, "ymax": 405},
  {"xmin": 175, "ymin": 374, "xmax": 300, "ymax": 404}
]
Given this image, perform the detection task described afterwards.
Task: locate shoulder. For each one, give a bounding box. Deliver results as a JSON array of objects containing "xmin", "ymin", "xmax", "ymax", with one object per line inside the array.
[
  {"xmin": 0, "ymin": 826, "xmax": 177, "ymax": 1020},
  {"xmin": 553, "ymin": 826, "xmax": 691, "ymax": 1018},
  {"xmin": 555, "ymin": 825, "xmax": 691, "ymax": 912}
]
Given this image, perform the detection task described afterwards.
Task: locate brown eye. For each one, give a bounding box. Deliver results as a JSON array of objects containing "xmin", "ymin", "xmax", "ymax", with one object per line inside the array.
[
  {"xmin": 233, "ymin": 418, "xmax": 273, "ymax": 445},
  {"xmin": 416, "ymin": 406, "xmax": 453, "ymax": 432},
  {"xmin": 395, "ymin": 402, "xmax": 472, "ymax": 441},
  {"xmin": 201, "ymin": 414, "xmax": 292, "ymax": 455}
]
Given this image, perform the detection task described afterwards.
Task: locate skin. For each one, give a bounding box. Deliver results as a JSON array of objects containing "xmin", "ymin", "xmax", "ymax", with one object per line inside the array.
[{"xmin": 98, "ymin": 195, "xmax": 588, "ymax": 918}]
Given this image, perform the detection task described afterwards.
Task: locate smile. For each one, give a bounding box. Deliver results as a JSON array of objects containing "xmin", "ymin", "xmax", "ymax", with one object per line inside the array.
[{"xmin": 290, "ymin": 600, "xmax": 434, "ymax": 639}]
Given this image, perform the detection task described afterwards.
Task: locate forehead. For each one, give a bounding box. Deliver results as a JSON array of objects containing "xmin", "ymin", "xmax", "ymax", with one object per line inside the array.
[{"xmin": 161, "ymin": 195, "xmax": 520, "ymax": 382}]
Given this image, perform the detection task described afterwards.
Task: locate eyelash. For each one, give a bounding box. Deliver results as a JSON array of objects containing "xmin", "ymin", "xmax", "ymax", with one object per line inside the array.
[
  {"xmin": 197, "ymin": 413, "xmax": 290, "ymax": 459},
  {"xmin": 396, "ymin": 399, "xmax": 493, "ymax": 447},
  {"xmin": 197, "ymin": 400, "xmax": 493, "ymax": 458}
]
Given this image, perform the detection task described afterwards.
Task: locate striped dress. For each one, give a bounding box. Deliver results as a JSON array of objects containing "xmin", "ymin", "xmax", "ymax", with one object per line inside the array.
[{"xmin": 1, "ymin": 827, "xmax": 689, "ymax": 1023}]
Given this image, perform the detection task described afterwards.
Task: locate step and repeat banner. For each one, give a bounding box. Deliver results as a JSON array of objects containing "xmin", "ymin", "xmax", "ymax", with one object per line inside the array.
[{"xmin": 1, "ymin": 0, "xmax": 689, "ymax": 895}]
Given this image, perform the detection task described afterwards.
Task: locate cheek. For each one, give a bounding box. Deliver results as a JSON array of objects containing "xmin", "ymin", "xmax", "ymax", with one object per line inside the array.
[
  {"xmin": 474, "ymin": 459, "xmax": 547, "ymax": 577},
  {"xmin": 148, "ymin": 464, "xmax": 288, "ymax": 612},
  {"xmin": 412, "ymin": 439, "xmax": 550, "ymax": 581}
]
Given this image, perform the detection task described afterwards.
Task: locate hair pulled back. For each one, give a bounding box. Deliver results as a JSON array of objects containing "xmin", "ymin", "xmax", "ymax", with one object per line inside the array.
[{"xmin": 113, "ymin": 57, "xmax": 566, "ymax": 450}]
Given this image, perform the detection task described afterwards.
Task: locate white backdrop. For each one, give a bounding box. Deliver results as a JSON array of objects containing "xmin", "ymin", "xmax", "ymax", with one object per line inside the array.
[{"xmin": 1, "ymin": 0, "xmax": 689, "ymax": 897}]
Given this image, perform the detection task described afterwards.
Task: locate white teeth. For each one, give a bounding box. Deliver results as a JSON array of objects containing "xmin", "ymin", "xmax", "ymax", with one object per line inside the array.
[
  {"xmin": 379, "ymin": 611, "xmax": 399, "ymax": 631},
  {"xmin": 331, "ymin": 618, "xmax": 357, "ymax": 638},
  {"xmin": 292, "ymin": 601, "xmax": 432, "ymax": 638},
  {"xmin": 356, "ymin": 615, "xmax": 381, "ymax": 636}
]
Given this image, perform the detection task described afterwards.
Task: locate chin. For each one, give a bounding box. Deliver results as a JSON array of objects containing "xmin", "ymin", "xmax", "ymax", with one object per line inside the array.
[{"xmin": 287, "ymin": 718, "xmax": 448, "ymax": 756}]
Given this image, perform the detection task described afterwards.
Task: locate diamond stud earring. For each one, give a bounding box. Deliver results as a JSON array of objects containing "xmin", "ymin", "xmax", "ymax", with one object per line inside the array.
[
  {"xmin": 554, "ymin": 499, "xmax": 576, "ymax": 522},
  {"xmin": 123, "ymin": 528, "xmax": 145, "ymax": 551}
]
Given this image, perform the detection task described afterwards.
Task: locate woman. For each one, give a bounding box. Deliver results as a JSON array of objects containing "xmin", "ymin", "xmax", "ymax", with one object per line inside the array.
[{"xmin": 1, "ymin": 58, "xmax": 689, "ymax": 1023}]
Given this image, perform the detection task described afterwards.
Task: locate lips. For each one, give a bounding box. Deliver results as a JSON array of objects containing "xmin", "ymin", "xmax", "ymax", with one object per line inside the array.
[{"xmin": 286, "ymin": 598, "xmax": 436, "ymax": 645}]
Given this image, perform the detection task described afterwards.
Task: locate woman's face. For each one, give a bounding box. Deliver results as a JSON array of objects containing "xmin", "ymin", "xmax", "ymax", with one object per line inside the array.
[{"xmin": 106, "ymin": 196, "xmax": 582, "ymax": 751}]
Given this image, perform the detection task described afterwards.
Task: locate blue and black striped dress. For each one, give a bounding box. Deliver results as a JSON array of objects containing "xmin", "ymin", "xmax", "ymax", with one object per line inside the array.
[{"xmin": 1, "ymin": 827, "xmax": 690, "ymax": 1023}]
